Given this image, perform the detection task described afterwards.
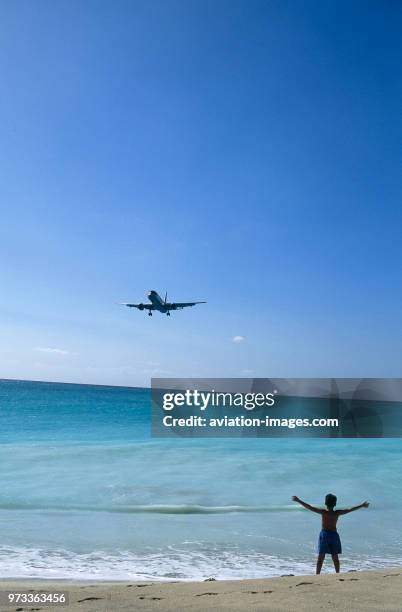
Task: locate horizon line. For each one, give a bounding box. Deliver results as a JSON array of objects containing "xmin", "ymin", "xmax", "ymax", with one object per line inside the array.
[{"xmin": 0, "ymin": 377, "xmax": 150, "ymax": 391}]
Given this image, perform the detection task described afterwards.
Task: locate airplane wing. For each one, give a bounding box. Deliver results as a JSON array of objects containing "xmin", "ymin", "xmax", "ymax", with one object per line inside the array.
[
  {"xmin": 120, "ymin": 303, "xmax": 154, "ymax": 310},
  {"xmin": 170, "ymin": 301, "xmax": 206, "ymax": 309}
]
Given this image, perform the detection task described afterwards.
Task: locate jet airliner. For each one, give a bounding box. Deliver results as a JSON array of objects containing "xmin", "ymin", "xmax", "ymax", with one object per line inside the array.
[{"xmin": 121, "ymin": 290, "xmax": 206, "ymax": 316}]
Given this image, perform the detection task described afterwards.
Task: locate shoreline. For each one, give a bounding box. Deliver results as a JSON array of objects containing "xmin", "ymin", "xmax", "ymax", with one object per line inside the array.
[{"xmin": 0, "ymin": 568, "xmax": 401, "ymax": 611}]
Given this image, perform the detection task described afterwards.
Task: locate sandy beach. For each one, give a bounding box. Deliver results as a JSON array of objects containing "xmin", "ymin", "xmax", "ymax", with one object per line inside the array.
[{"xmin": 0, "ymin": 569, "xmax": 401, "ymax": 612}]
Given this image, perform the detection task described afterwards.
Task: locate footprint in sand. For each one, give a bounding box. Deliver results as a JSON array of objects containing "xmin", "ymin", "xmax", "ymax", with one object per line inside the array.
[
  {"xmin": 296, "ymin": 582, "xmax": 313, "ymax": 586},
  {"xmin": 77, "ymin": 596, "xmax": 103, "ymax": 602},
  {"xmin": 138, "ymin": 596, "xmax": 164, "ymax": 600},
  {"xmin": 195, "ymin": 592, "xmax": 218, "ymax": 596}
]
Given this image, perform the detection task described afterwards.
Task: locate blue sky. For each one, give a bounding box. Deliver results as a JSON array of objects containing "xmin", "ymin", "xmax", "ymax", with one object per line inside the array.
[{"xmin": 0, "ymin": 0, "xmax": 401, "ymax": 386}]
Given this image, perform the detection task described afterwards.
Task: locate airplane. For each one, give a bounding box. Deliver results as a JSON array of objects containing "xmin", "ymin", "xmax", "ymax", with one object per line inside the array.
[{"xmin": 120, "ymin": 290, "xmax": 206, "ymax": 316}]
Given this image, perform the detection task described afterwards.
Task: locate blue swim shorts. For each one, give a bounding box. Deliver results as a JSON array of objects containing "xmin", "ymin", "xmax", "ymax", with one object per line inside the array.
[{"xmin": 318, "ymin": 529, "xmax": 342, "ymax": 555}]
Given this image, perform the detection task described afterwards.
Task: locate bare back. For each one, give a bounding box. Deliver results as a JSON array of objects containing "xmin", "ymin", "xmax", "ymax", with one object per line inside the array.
[{"xmin": 321, "ymin": 509, "xmax": 339, "ymax": 531}]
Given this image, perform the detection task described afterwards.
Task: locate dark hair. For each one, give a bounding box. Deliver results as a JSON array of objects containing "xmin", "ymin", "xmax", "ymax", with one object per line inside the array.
[{"xmin": 325, "ymin": 493, "xmax": 337, "ymax": 509}]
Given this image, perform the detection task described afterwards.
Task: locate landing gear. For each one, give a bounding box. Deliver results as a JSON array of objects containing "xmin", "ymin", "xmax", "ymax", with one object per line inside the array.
[
  {"xmin": 148, "ymin": 311, "xmax": 152, "ymax": 316},
  {"xmin": 166, "ymin": 312, "xmax": 171, "ymax": 316}
]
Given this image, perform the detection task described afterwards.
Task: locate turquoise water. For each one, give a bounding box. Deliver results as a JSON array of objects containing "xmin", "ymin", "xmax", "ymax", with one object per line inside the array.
[{"xmin": 0, "ymin": 379, "xmax": 401, "ymax": 580}]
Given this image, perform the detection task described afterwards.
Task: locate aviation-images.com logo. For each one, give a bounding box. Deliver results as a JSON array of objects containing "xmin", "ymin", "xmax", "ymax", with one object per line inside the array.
[
  {"xmin": 153, "ymin": 379, "xmax": 402, "ymax": 438},
  {"xmin": 162, "ymin": 389, "xmax": 278, "ymax": 411}
]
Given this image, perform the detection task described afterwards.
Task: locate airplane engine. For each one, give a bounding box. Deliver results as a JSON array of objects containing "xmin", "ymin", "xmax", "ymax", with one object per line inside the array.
[{"xmin": 138, "ymin": 303, "xmax": 145, "ymax": 311}]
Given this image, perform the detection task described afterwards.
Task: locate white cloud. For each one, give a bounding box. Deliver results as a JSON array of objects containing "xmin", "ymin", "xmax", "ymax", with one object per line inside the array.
[
  {"xmin": 35, "ymin": 347, "xmax": 69, "ymax": 355},
  {"xmin": 232, "ymin": 335, "xmax": 245, "ymax": 343}
]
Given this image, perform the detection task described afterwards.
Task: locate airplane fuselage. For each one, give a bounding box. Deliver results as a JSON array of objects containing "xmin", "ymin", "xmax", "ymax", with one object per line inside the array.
[{"xmin": 148, "ymin": 290, "xmax": 171, "ymax": 313}]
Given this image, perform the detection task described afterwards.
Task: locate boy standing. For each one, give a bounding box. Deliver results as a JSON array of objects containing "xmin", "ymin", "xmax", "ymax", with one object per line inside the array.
[{"xmin": 292, "ymin": 494, "xmax": 369, "ymax": 574}]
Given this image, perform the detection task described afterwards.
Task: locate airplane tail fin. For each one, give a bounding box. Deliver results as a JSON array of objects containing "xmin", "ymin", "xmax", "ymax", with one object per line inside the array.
[{"xmin": 164, "ymin": 291, "xmax": 168, "ymax": 304}]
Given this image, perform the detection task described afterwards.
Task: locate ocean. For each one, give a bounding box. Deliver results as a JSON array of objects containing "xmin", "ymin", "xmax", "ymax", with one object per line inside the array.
[{"xmin": 0, "ymin": 379, "xmax": 401, "ymax": 581}]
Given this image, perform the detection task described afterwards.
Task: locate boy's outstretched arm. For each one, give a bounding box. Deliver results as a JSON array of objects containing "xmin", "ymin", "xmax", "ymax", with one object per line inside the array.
[
  {"xmin": 292, "ymin": 495, "xmax": 322, "ymax": 514},
  {"xmin": 337, "ymin": 501, "xmax": 369, "ymax": 515}
]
